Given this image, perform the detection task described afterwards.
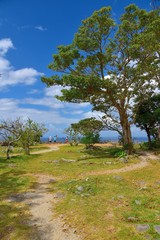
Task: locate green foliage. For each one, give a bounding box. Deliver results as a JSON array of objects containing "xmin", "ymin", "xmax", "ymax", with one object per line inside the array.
[
  {"xmin": 18, "ymin": 118, "xmax": 47, "ymax": 155},
  {"xmin": 81, "ymin": 132, "xmax": 100, "ymax": 148},
  {"xmin": 140, "ymin": 140, "xmax": 160, "ymax": 150},
  {"xmin": 42, "ymin": 4, "xmax": 160, "ymax": 152},
  {"xmin": 64, "ymin": 126, "xmax": 80, "ymax": 146},
  {"xmin": 114, "ymin": 150, "xmax": 127, "ymax": 158},
  {"xmin": 134, "ymin": 94, "xmax": 160, "ymax": 145},
  {"xmin": 70, "ymin": 118, "xmax": 103, "ymax": 148}
]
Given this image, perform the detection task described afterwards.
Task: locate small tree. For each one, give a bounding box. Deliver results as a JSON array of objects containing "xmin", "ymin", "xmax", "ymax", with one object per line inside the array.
[
  {"xmin": 18, "ymin": 118, "xmax": 47, "ymax": 155},
  {"xmin": 71, "ymin": 118, "xmax": 103, "ymax": 149},
  {"xmin": 0, "ymin": 118, "xmax": 22, "ymax": 159},
  {"xmin": 134, "ymin": 94, "xmax": 160, "ymax": 148},
  {"xmin": 64, "ymin": 127, "xmax": 80, "ymax": 146}
]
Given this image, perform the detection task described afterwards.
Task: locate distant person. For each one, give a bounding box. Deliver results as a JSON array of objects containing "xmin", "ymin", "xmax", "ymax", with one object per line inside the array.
[
  {"xmin": 65, "ymin": 136, "xmax": 68, "ymax": 143},
  {"xmin": 53, "ymin": 135, "xmax": 57, "ymax": 143},
  {"xmin": 48, "ymin": 136, "xmax": 52, "ymax": 143}
]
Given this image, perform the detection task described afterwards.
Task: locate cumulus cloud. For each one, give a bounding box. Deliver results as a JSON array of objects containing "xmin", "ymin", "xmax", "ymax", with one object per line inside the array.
[
  {"xmin": 0, "ymin": 38, "xmax": 43, "ymax": 90},
  {"xmin": 45, "ymin": 85, "xmax": 69, "ymax": 97},
  {"xmin": 0, "ymin": 38, "xmax": 14, "ymax": 56},
  {"xmin": 0, "ymin": 98, "xmax": 80, "ymax": 128}
]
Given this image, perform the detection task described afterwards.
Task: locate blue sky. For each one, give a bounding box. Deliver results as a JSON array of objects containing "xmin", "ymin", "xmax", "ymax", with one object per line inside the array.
[{"xmin": 0, "ymin": 0, "xmax": 153, "ymax": 138}]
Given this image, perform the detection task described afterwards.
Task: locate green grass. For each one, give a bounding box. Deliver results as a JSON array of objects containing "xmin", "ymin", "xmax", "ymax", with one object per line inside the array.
[{"xmin": 0, "ymin": 143, "xmax": 160, "ymax": 239}]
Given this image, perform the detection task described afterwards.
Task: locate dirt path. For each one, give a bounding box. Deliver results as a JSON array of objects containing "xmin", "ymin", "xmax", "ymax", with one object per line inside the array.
[
  {"xmin": 19, "ymin": 174, "xmax": 81, "ymax": 240},
  {"xmin": 80, "ymin": 152, "xmax": 160, "ymax": 178},
  {"xmin": 31, "ymin": 145, "xmax": 60, "ymax": 154},
  {"xmin": 80, "ymin": 160, "xmax": 149, "ymax": 178}
]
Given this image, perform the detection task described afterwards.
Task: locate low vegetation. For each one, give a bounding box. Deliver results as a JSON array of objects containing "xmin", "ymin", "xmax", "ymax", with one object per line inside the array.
[{"xmin": 0, "ymin": 143, "xmax": 160, "ymax": 239}]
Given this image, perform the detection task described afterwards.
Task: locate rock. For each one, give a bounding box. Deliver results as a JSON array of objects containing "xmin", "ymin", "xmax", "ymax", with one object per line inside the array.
[
  {"xmin": 8, "ymin": 164, "xmax": 17, "ymax": 168},
  {"xmin": 61, "ymin": 158, "xmax": 76, "ymax": 162},
  {"xmin": 117, "ymin": 195, "xmax": 124, "ymax": 199},
  {"xmin": 145, "ymin": 234, "xmax": 152, "ymax": 240},
  {"xmin": 155, "ymin": 181, "xmax": 160, "ymax": 185},
  {"xmin": 76, "ymin": 186, "xmax": 84, "ymax": 192},
  {"xmin": 53, "ymin": 160, "xmax": 60, "ymax": 163},
  {"xmin": 113, "ymin": 176, "xmax": 123, "ymax": 181},
  {"xmin": 119, "ymin": 157, "xmax": 128, "ymax": 163},
  {"xmin": 135, "ymin": 224, "xmax": 150, "ymax": 232},
  {"xmin": 135, "ymin": 200, "xmax": 142, "ymax": 205},
  {"xmin": 154, "ymin": 225, "xmax": 160, "ymax": 234},
  {"xmin": 128, "ymin": 216, "xmax": 137, "ymax": 222},
  {"xmin": 49, "ymin": 179, "xmax": 57, "ymax": 183},
  {"xmin": 54, "ymin": 192, "xmax": 65, "ymax": 199},
  {"xmin": 136, "ymin": 181, "xmax": 146, "ymax": 187}
]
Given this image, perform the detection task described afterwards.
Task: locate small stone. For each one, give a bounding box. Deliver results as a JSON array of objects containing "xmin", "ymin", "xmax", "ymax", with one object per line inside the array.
[
  {"xmin": 137, "ymin": 181, "xmax": 146, "ymax": 187},
  {"xmin": 145, "ymin": 234, "xmax": 152, "ymax": 240},
  {"xmin": 113, "ymin": 176, "xmax": 123, "ymax": 181},
  {"xmin": 42, "ymin": 160, "xmax": 53, "ymax": 163},
  {"xmin": 135, "ymin": 200, "xmax": 142, "ymax": 205},
  {"xmin": 119, "ymin": 157, "xmax": 128, "ymax": 163},
  {"xmin": 53, "ymin": 160, "xmax": 59, "ymax": 163},
  {"xmin": 77, "ymin": 186, "xmax": 84, "ymax": 192},
  {"xmin": 54, "ymin": 192, "xmax": 65, "ymax": 199},
  {"xmin": 128, "ymin": 216, "xmax": 137, "ymax": 222},
  {"xmin": 117, "ymin": 195, "xmax": 124, "ymax": 199},
  {"xmin": 154, "ymin": 225, "xmax": 160, "ymax": 234},
  {"xmin": 8, "ymin": 164, "xmax": 17, "ymax": 168},
  {"xmin": 155, "ymin": 181, "xmax": 160, "ymax": 185},
  {"xmin": 49, "ymin": 179, "xmax": 57, "ymax": 183},
  {"xmin": 136, "ymin": 224, "xmax": 150, "ymax": 232}
]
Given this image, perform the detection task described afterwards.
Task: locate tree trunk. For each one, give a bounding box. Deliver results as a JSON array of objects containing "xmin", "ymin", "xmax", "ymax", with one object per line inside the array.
[
  {"xmin": 158, "ymin": 126, "xmax": 160, "ymax": 140},
  {"xmin": 24, "ymin": 143, "xmax": 30, "ymax": 155},
  {"xmin": 6, "ymin": 147, "xmax": 10, "ymax": 159},
  {"xmin": 119, "ymin": 111, "xmax": 133, "ymax": 154},
  {"xmin": 145, "ymin": 127, "xmax": 152, "ymax": 149},
  {"xmin": 6, "ymin": 143, "xmax": 12, "ymax": 159}
]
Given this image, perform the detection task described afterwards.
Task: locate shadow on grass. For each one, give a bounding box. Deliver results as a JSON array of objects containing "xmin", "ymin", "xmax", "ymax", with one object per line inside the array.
[
  {"xmin": 0, "ymin": 162, "xmax": 45, "ymax": 239},
  {"xmin": 78, "ymin": 146, "xmax": 123, "ymax": 161},
  {"xmin": 0, "ymin": 201, "xmax": 46, "ymax": 240}
]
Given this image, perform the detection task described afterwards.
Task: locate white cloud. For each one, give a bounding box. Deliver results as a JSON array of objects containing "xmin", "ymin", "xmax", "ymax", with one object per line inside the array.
[
  {"xmin": 27, "ymin": 89, "xmax": 41, "ymax": 95},
  {"xmin": 0, "ymin": 98, "xmax": 80, "ymax": 129},
  {"xmin": 0, "ymin": 38, "xmax": 43, "ymax": 90},
  {"xmin": 0, "ymin": 38, "xmax": 14, "ymax": 56},
  {"xmin": 22, "ymin": 97, "xmax": 65, "ymax": 109},
  {"xmin": 35, "ymin": 26, "xmax": 47, "ymax": 31},
  {"xmin": 45, "ymin": 85, "xmax": 69, "ymax": 97}
]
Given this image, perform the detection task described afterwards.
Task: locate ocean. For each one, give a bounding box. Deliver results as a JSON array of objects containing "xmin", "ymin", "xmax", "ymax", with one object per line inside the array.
[{"xmin": 41, "ymin": 136, "xmax": 147, "ymax": 143}]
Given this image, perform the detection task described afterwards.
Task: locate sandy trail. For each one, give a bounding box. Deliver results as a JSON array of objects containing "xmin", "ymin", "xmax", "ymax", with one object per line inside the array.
[
  {"xmin": 22, "ymin": 174, "xmax": 81, "ymax": 240},
  {"xmin": 31, "ymin": 145, "xmax": 60, "ymax": 154},
  {"xmin": 80, "ymin": 160, "xmax": 149, "ymax": 178}
]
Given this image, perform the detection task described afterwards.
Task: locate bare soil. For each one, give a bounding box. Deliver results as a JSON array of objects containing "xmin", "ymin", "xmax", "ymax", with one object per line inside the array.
[{"xmin": 21, "ymin": 174, "xmax": 81, "ymax": 240}]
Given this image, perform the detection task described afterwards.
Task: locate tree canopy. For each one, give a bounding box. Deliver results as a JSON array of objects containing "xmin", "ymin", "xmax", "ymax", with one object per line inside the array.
[
  {"xmin": 42, "ymin": 4, "xmax": 160, "ymax": 153},
  {"xmin": 134, "ymin": 94, "xmax": 160, "ymax": 146}
]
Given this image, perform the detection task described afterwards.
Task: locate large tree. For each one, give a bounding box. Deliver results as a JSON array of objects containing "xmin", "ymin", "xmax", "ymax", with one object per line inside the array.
[{"xmin": 42, "ymin": 5, "xmax": 159, "ymax": 153}]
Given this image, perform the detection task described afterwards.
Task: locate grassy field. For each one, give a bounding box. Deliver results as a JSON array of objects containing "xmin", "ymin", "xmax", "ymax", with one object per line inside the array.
[{"xmin": 0, "ymin": 144, "xmax": 160, "ymax": 239}]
